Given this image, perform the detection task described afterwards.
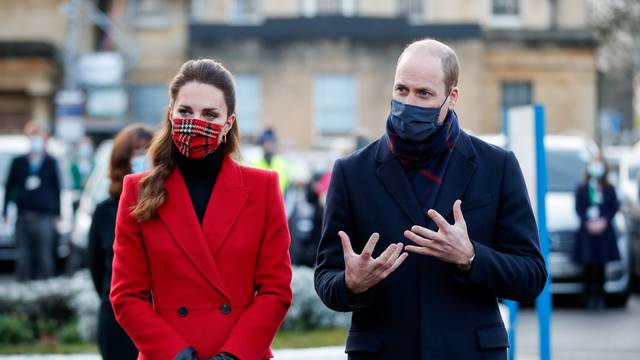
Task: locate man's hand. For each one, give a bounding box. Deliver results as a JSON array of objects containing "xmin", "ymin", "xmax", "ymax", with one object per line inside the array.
[
  {"xmin": 404, "ymin": 200, "xmax": 475, "ymax": 267},
  {"xmin": 340, "ymin": 231, "xmax": 408, "ymax": 295}
]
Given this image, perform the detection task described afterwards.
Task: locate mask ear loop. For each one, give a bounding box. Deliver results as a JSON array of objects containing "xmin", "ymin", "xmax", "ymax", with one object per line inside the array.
[{"xmin": 438, "ymin": 92, "xmax": 451, "ymax": 111}]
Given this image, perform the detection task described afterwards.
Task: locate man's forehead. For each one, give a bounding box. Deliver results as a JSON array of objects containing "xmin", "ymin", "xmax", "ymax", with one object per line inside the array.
[{"xmin": 394, "ymin": 52, "xmax": 445, "ymax": 90}]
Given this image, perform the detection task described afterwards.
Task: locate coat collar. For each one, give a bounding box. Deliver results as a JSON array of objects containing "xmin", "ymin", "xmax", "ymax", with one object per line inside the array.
[
  {"xmin": 375, "ymin": 132, "xmax": 477, "ymax": 228},
  {"xmin": 157, "ymin": 155, "xmax": 250, "ymax": 300}
]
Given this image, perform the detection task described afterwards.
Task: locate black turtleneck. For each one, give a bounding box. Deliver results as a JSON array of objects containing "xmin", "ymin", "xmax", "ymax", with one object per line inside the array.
[{"xmin": 174, "ymin": 146, "xmax": 224, "ymax": 224}]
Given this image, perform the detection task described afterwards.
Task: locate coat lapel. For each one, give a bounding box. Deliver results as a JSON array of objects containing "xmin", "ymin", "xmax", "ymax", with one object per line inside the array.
[
  {"xmin": 375, "ymin": 136, "xmax": 425, "ymax": 226},
  {"xmin": 157, "ymin": 165, "xmax": 230, "ymax": 300},
  {"xmin": 429, "ymin": 132, "xmax": 477, "ymax": 230},
  {"xmin": 201, "ymin": 156, "xmax": 250, "ymax": 257}
]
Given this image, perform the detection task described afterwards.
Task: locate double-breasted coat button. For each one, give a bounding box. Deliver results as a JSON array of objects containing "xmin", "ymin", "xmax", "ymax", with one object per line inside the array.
[
  {"xmin": 220, "ymin": 303, "xmax": 231, "ymax": 315},
  {"xmin": 178, "ymin": 306, "xmax": 188, "ymax": 317}
]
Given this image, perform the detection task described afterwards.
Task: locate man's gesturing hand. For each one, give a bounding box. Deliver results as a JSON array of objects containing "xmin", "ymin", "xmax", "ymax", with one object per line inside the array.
[
  {"xmin": 340, "ymin": 231, "xmax": 408, "ymax": 295},
  {"xmin": 403, "ymin": 200, "xmax": 475, "ymax": 267}
]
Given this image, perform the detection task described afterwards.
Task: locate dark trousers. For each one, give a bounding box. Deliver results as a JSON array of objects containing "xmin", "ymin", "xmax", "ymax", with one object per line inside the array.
[
  {"xmin": 97, "ymin": 301, "xmax": 138, "ymax": 360},
  {"xmin": 583, "ymin": 264, "xmax": 605, "ymax": 299},
  {"xmin": 14, "ymin": 210, "xmax": 55, "ymax": 281}
]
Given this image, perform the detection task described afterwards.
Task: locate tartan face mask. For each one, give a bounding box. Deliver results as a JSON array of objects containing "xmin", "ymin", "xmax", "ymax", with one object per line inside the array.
[{"xmin": 171, "ymin": 117, "xmax": 224, "ymax": 158}]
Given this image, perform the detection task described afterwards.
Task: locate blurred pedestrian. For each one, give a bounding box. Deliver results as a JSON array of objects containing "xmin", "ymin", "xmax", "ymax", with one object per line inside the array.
[
  {"xmin": 70, "ymin": 137, "xmax": 94, "ymax": 191},
  {"xmin": 285, "ymin": 162, "xmax": 322, "ymax": 267},
  {"xmin": 573, "ymin": 155, "xmax": 620, "ymax": 310},
  {"xmin": 2, "ymin": 121, "xmax": 61, "ymax": 281},
  {"xmin": 252, "ymin": 128, "xmax": 290, "ymax": 193},
  {"xmin": 110, "ymin": 59, "xmax": 292, "ymax": 360},
  {"xmin": 87, "ymin": 124, "xmax": 153, "ymax": 360}
]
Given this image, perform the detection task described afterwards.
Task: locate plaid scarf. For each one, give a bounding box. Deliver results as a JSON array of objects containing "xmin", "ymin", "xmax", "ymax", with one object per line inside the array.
[
  {"xmin": 171, "ymin": 118, "xmax": 223, "ymax": 159},
  {"xmin": 386, "ymin": 110, "xmax": 461, "ymax": 213}
]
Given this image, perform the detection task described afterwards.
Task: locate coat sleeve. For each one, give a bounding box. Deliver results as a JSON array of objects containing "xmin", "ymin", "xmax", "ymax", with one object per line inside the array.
[
  {"xmin": 110, "ymin": 175, "xmax": 191, "ymax": 360},
  {"xmin": 314, "ymin": 159, "xmax": 373, "ymax": 312},
  {"xmin": 219, "ymin": 171, "xmax": 293, "ymax": 360},
  {"xmin": 602, "ymin": 186, "xmax": 620, "ymax": 222},
  {"xmin": 574, "ymin": 185, "xmax": 588, "ymax": 223},
  {"xmin": 87, "ymin": 203, "xmax": 105, "ymax": 295},
  {"xmin": 455, "ymin": 151, "xmax": 548, "ymax": 302},
  {"xmin": 3, "ymin": 157, "xmax": 18, "ymax": 217},
  {"xmin": 49, "ymin": 156, "xmax": 61, "ymax": 216}
]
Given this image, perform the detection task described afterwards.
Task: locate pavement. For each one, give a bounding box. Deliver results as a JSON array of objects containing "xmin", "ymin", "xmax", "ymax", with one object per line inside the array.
[{"xmin": 514, "ymin": 294, "xmax": 640, "ymax": 360}]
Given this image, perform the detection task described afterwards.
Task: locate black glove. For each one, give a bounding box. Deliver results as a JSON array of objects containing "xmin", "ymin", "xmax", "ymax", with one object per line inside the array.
[
  {"xmin": 173, "ymin": 347, "xmax": 198, "ymax": 360},
  {"xmin": 207, "ymin": 352, "xmax": 238, "ymax": 360}
]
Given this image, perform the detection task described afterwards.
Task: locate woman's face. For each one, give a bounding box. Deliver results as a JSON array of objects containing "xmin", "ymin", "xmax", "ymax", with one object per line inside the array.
[
  {"xmin": 588, "ymin": 160, "xmax": 605, "ymax": 179},
  {"xmin": 170, "ymin": 81, "xmax": 235, "ymax": 134}
]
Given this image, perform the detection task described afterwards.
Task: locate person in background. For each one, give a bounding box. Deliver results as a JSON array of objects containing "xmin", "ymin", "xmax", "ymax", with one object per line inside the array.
[
  {"xmin": 71, "ymin": 137, "xmax": 95, "ymax": 191},
  {"xmin": 573, "ymin": 155, "xmax": 620, "ymax": 310},
  {"xmin": 2, "ymin": 121, "xmax": 61, "ymax": 281},
  {"xmin": 252, "ymin": 128, "xmax": 290, "ymax": 193},
  {"xmin": 285, "ymin": 162, "xmax": 322, "ymax": 267},
  {"xmin": 87, "ymin": 124, "xmax": 153, "ymax": 360}
]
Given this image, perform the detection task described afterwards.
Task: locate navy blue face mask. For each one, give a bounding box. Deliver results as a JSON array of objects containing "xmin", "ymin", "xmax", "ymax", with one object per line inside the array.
[{"xmin": 389, "ymin": 94, "xmax": 450, "ymax": 142}]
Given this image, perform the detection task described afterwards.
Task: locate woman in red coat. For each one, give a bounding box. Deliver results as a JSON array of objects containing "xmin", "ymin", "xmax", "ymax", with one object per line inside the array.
[{"xmin": 110, "ymin": 59, "xmax": 293, "ymax": 360}]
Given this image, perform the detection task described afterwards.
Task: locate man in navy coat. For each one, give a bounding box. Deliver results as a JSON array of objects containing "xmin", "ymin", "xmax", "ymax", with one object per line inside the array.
[{"xmin": 314, "ymin": 39, "xmax": 547, "ymax": 360}]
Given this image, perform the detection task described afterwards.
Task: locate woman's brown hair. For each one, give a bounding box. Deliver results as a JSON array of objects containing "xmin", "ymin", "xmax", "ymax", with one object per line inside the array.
[
  {"xmin": 132, "ymin": 59, "xmax": 240, "ymax": 221},
  {"xmin": 108, "ymin": 124, "xmax": 154, "ymax": 198}
]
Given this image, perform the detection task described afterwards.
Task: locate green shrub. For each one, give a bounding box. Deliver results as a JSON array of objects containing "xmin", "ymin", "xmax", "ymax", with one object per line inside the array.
[
  {"xmin": 282, "ymin": 266, "xmax": 350, "ymax": 331},
  {"xmin": 36, "ymin": 318, "xmax": 60, "ymax": 338},
  {"xmin": 59, "ymin": 320, "xmax": 82, "ymax": 344},
  {"xmin": 0, "ymin": 314, "xmax": 35, "ymax": 344},
  {"xmin": 0, "ymin": 270, "xmax": 100, "ymax": 342}
]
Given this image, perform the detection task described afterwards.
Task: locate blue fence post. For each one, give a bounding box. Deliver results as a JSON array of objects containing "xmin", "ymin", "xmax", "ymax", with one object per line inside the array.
[
  {"xmin": 503, "ymin": 104, "xmax": 552, "ymax": 360},
  {"xmin": 534, "ymin": 104, "xmax": 552, "ymax": 360}
]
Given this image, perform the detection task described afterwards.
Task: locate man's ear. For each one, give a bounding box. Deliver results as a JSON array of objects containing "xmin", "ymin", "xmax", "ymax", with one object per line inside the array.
[{"xmin": 448, "ymin": 86, "xmax": 460, "ymax": 109}]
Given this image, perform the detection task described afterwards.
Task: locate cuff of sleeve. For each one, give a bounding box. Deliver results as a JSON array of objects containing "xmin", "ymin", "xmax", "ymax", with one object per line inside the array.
[
  {"xmin": 336, "ymin": 271, "xmax": 373, "ymax": 310},
  {"xmin": 173, "ymin": 347, "xmax": 197, "ymax": 360},
  {"xmin": 219, "ymin": 353, "xmax": 239, "ymax": 360},
  {"xmin": 453, "ymin": 240, "xmax": 487, "ymax": 284},
  {"xmin": 207, "ymin": 353, "xmax": 238, "ymax": 360}
]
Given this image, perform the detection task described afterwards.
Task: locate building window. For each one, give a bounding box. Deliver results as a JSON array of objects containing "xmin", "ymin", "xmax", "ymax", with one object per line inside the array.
[
  {"xmin": 397, "ymin": 0, "xmax": 424, "ymax": 22},
  {"xmin": 234, "ymin": 75, "xmax": 262, "ymax": 137},
  {"xmin": 230, "ymin": 0, "xmax": 262, "ymax": 24},
  {"xmin": 301, "ymin": 0, "xmax": 357, "ymax": 17},
  {"xmin": 491, "ymin": 0, "xmax": 521, "ymax": 27},
  {"xmin": 314, "ymin": 74, "xmax": 357, "ymax": 135},
  {"xmin": 131, "ymin": 85, "xmax": 168, "ymax": 125},
  {"xmin": 130, "ymin": 0, "xmax": 169, "ymax": 28},
  {"xmin": 492, "ymin": 0, "xmax": 519, "ymax": 16},
  {"xmin": 501, "ymin": 81, "xmax": 532, "ymax": 113}
]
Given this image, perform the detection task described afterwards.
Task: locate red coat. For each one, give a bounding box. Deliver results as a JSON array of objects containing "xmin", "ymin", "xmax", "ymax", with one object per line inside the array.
[{"xmin": 110, "ymin": 156, "xmax": 293, "ymax": 360}]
